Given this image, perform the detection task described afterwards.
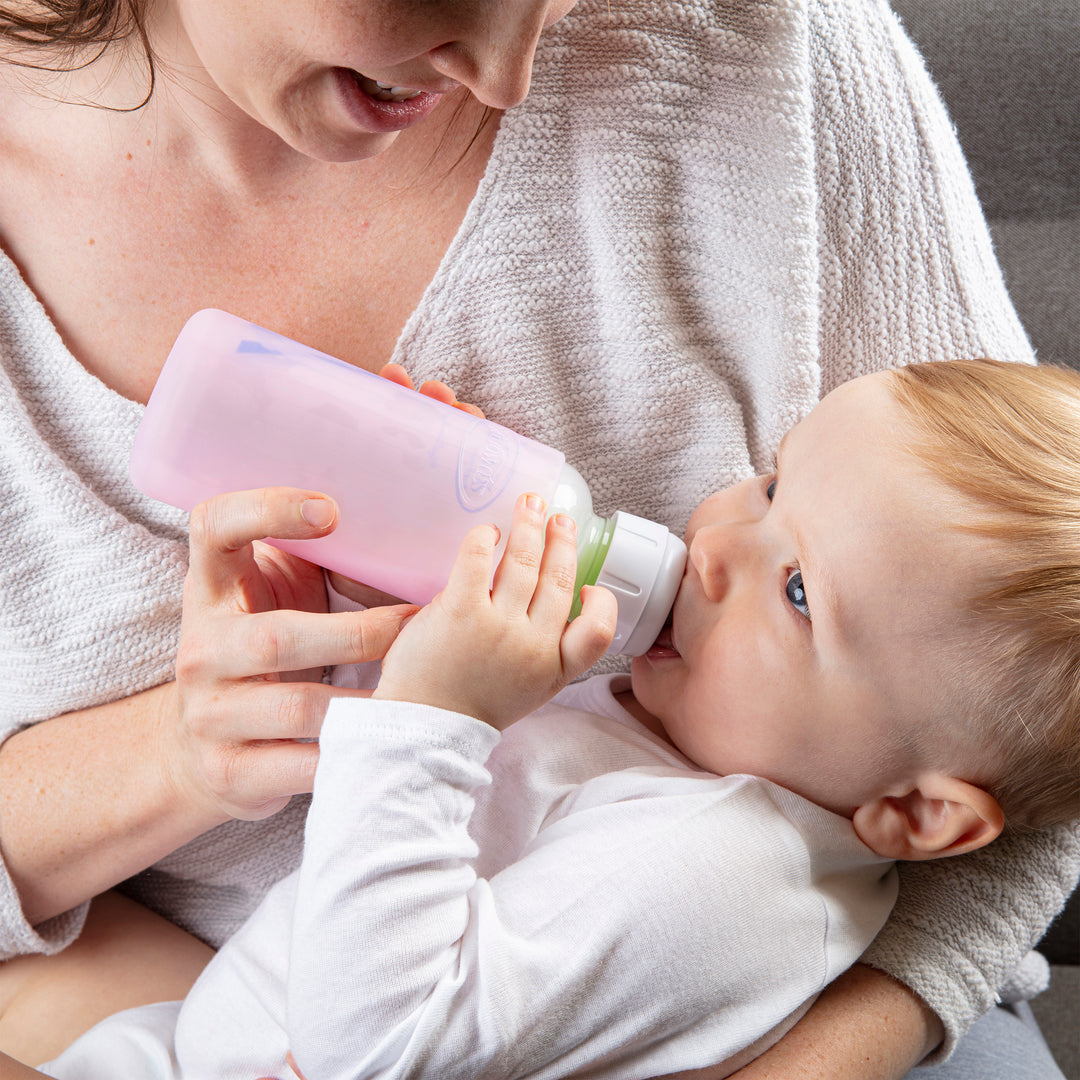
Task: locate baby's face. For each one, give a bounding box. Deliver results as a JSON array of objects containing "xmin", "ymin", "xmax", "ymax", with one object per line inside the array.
[{"xmin": 631, "ymin": 372, "xmax": 988, "ymax": 816}]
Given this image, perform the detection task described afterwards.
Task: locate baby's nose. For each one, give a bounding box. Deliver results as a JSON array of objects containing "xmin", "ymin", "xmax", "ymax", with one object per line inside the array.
[
  {"xmin": 689, "ymin": 526, "xmax": 731, "ymax": 602},
  {"xmin": 688, "ymin": 518, "xmax": 766, "ymax": 602}
]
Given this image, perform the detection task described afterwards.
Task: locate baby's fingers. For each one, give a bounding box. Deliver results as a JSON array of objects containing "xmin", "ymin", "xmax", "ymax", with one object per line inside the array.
[
  {"xmin": 491, "ymin": 494, "xmax": 548, "ymax": 610},
  {"xmin": 560, "ymin": 585, "xmax": 618, "ymax": 681},
  {"xmin": 441, "ymin": 522, "xmax": 501, "ymax": 613},
  {"xmin": 526, "ymin": 512, "xmax": 582, "ymax": 628}
]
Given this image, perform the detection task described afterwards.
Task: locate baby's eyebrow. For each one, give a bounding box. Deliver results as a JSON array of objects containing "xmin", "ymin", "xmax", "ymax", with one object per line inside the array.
[{"xmin": 776, "ymin": 429, "xmax": 791, "ymax": 467}]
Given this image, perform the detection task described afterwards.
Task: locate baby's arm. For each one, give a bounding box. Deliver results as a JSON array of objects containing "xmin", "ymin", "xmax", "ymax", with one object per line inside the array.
[
  {"xmin": 272, "ymin": 503, "xmax": 893, "ymax": 1080},
  {"xmin": 284, "ymin": 709, "xmax": 879, "ymax": 1080},
  {"xmin": 373, "ymin": 492, "xmax": 618, "ymax": 729}
]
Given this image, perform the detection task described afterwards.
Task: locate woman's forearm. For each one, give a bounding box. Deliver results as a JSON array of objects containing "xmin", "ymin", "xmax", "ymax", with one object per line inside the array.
[
  {"xmin": 1, "ymin": 492, "xmax": 418, "ymax": 936},
  {"xmin": 723, "ymin": 964, "xmax": 941, "ymax": 1080},
  {"xmin": 654, "ymin": 964, "xmax": 941, "ymax": 1080},
  {"xmin": 0, "ymin": 682, "xmax": 226, "ymax": 928}
]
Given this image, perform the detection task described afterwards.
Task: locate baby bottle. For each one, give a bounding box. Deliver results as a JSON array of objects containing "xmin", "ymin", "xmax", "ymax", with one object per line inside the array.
[{"xmin": 130, "ymin": 309, "xmax": 687, "ymax": 656}]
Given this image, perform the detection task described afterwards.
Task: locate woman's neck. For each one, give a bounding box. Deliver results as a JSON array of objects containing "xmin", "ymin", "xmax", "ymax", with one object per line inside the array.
[{"xmin": 2, "ymin": 21, "xmax": 485, "ymax": 197}]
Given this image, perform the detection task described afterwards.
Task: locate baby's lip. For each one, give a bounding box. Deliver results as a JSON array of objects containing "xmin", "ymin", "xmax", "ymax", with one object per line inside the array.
[{"xmin": 645, "ymin": 617, "xmax": 680, "ymax": 659}]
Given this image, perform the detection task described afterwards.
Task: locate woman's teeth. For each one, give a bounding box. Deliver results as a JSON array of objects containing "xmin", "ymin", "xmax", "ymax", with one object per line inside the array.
[{"xmin": 354, "ymin": 74, "xmax": 423, "ymax": 103}]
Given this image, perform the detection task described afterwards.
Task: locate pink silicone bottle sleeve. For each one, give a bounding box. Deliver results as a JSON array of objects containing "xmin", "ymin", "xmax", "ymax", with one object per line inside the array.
[{"xmin": 129, "ymin": 309, "xmax": 566, "ymax": 603}]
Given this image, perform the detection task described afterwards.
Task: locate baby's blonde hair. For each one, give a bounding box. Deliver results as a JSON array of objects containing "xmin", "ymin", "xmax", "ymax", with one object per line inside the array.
[{"xmin": 888, "ymin": 359, "xmax": 1080, "ymax": 832}]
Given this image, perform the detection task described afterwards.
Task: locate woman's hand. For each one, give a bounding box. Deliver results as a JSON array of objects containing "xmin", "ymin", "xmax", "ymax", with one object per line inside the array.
[
  {"xmin": 374, "ymin": 493, "xmax": 618, "ymax": 730},
  {"xmin": 164, "ymin": 367, "xmax": 476, "ymax": 823},
  {"xmin": 327, "ymin": 363, "xmax": 484, "ymax": 609},
  {"xmin": 168, "ymin": 486, "xmax": 417, "ymax": 824},
  {"xmin": 376, "ymin": 362, "xmax": 485, "ymax": 419}
]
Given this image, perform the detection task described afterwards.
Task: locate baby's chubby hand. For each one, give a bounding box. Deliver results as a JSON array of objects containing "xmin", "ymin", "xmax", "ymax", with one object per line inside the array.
[{"xmin": 373, "ymin": 494, "xmax": 618, "ymax": 730}]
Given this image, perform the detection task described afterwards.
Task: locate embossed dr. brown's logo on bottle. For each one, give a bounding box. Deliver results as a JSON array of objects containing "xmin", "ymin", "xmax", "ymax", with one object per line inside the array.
[{"xmin": 456, "ymin": 420, "xmax": 519, "ymax": 511}]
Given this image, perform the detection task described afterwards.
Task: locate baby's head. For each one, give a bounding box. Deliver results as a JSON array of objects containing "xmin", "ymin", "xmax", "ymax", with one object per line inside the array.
[
  {"xmin": 886, "ymin": 359, "xmax": 1080, "ymax": 837},
  {"xmin": 629, "ymin": 359, "xmax": 1080, "ymax": 859}
]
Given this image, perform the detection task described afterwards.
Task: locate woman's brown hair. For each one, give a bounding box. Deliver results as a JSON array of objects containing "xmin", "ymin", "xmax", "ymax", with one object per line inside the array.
[{"xmin": 1, "ymin": 0, "xmax": 153, "ymax": 104}]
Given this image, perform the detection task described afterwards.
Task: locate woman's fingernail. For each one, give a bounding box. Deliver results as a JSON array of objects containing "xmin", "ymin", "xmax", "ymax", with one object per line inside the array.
[
  {"xmin": 525, "ymin": 493, "xmax": 545, "ymax": 514},
  {"xmin": 301, "ymin": 499, "xmax": 336, "ymax": 529},
  {"xmin": 554, "ymin": 514, "xmax": 576, "ymax": 533}
]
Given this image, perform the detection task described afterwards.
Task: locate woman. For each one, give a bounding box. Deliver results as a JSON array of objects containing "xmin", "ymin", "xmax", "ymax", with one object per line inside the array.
[{"xmin": 0, "ymin": 0, "xmax": 1075, "ymax": 1075}]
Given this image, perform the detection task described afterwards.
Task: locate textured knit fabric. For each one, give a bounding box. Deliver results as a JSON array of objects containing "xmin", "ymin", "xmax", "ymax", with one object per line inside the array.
[
  {"xmin": 1, "ymin": 0, "xmax": 1077, "ymax": 1060},
  {"xmin": 42, "ymin": 677, "xmax": 898, "ymax": 1080}
]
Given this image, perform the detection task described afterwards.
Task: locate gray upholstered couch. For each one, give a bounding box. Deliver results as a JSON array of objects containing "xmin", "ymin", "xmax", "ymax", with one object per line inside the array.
[{"xmin": 887, "ymin": 1, "xmax": 1079, "ymax": 1075}]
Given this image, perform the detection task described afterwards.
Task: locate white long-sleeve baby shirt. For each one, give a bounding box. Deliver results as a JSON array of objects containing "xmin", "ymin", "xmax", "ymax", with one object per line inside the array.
[{"xmin": 41, "ymin": 676, "xmax": 897, "ymax": 1080}]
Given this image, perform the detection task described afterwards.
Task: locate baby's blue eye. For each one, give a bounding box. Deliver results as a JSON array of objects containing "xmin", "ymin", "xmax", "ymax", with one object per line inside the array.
[
  {"xmin": 766, "ymin": 478, "xmax": 777, "ymax": 501},
  {"xmin": 786, "ymin": 569, "xmax": 811, "ymax": 621}
]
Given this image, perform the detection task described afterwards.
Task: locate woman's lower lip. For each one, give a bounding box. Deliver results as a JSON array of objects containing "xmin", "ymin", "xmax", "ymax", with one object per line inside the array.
[{"xmin": 333, "ymin": 69, "xmax": 444, "ymax": 133}]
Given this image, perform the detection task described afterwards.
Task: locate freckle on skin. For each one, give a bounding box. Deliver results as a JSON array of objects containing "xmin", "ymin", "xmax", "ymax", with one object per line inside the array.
[
  {"xmin": 126, "ymin": 152, "xmax": 133, "ymax": 160},
  {"xmin": 88, "ymin": 238, "xmax": 95, "ymax": 246}
]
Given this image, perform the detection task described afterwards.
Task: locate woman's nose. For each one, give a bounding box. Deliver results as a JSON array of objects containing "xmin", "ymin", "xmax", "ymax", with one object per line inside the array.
[{"xmin": 429, "ymin": 2, "xmax": 560, "ymax": 109}]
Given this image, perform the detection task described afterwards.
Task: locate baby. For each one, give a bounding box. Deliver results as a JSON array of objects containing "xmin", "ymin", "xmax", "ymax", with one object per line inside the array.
[{"xmin": 31, "ymin": 359, "xmax": 1080, "ymax": 1080}]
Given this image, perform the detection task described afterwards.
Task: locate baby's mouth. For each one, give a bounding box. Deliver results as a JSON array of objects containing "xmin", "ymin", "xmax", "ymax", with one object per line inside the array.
[
  {"xmin": 352, "ymin": 73, "xmax": 424, "ymax": 103},
  {"xmin": 646, "ymin": 615, "xmax": 681, "ymax": 659}
]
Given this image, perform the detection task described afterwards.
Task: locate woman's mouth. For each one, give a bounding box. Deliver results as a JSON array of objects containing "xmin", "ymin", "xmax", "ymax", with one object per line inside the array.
[
  {"xmin": 352, "ymin": 73, "xmax": 424, "ymax": 103},
  {"xmin": 334, "ymin": 69, "xmax": 445, "ymax": 133}
]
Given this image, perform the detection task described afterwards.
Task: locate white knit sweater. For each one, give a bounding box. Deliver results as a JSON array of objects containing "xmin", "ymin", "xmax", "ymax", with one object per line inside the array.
[{"xmin": 1, "ymin": 0, "xmax": 1077, "ymax": 1060}]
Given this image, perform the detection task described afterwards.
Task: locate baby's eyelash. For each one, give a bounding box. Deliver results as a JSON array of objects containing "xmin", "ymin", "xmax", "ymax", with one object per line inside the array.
[
  {"xmin": 763, "ymin": 457, "xmax": 779, "ymax": 501},
  {"xmin": 785, "ymin": 568, "xmax": 812, "ymax": 622}
]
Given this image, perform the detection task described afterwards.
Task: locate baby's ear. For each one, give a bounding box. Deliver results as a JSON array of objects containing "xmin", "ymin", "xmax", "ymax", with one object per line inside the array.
[{"xmin": 852, "ymin": 776, "xmax": 1004, "ymax": 861}]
